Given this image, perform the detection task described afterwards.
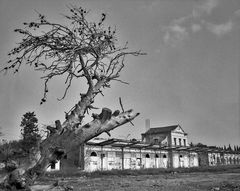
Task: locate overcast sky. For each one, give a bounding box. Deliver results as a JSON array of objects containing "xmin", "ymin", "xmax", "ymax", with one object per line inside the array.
[{"xmin": 0, "ymin": 0, "xmax": 239, "ymax": 147}]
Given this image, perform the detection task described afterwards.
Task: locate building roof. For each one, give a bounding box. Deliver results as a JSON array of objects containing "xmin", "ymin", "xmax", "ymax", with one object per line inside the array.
[
  {"xmin": 86, "ymin": 138, "xmax": 240, "ymax": 154},
  {"xmin": 142, "ymin": 125, "xmax": 179, "ymax": 135}
]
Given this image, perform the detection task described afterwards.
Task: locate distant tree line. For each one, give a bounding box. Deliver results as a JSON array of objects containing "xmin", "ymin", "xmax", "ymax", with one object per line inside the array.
[{"xmin": 189, "ymin": 142, "xmax": 240, "ymax": 152}]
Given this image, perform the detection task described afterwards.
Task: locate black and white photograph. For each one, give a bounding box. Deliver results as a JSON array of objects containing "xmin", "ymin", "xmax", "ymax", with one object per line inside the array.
[{"xmin": 0, "ymin": 0, "xmax": 239, "ymax": 190}]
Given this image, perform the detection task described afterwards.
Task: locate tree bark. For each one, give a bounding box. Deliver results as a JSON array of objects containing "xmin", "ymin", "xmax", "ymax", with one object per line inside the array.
[{"xmin": 0, "ymin": 108, "xmax": 139, "ymax": 190}]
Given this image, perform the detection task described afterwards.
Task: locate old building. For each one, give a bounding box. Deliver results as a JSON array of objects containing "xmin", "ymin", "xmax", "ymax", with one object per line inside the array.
[
  {"xmin": 47, "ymin": 124, "xmax": 240, "ymax": 172},
  {"xmin": 141, "ymin": 124, "xmax": 196, "ymax": 168}
]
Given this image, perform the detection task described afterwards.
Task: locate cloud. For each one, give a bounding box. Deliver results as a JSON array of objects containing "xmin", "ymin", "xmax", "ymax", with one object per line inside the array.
[
  {"xmin": 206, "ymin": 20, "xmax": 233, "ymax": 36},
  {"xmin": 191, "ymin": 24, "xmax": 202, "ymax": 32},
  {"xmin": 234, "ymin": 9, "xmax": 240, "ymax": 17},
  {"xmin": 174, "ymin": 16, "xmax": 190, "ymax": 25},
  {"xmin": 162, "ymin": 0, "xmax": 237, "ymax": 47},
  {"xmin": 163, "ymin": 24, "xmax": 188, "ymax": 46},
  {"xmin": 163, "ymin": 0, "xmax": 219, "ymax": 46},
  {"xmin": 193, "ymin": 0, "xmax": 219, "ymax": 18}
]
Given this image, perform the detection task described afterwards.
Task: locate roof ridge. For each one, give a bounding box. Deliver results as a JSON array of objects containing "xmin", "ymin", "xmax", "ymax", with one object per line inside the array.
[
  {"xmin": 152, "ymin": 125, "xmax": 179, "ymax": 129},
  {"xmin": 143, "ymin": 125, "xmax": 179, "ymax": 135}
]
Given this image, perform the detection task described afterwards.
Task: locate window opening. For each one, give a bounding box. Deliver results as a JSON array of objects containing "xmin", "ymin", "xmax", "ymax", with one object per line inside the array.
[
  {"xmin": 90, "ymin": 152, "xmax": 97, "ymax": 157},
  {"xmin": 174, "ymin": 138, "xmax": 177, "ymax": 145},
  {"xmin": 179, "ymin": 138, "xmax": 181, "ymax": 146}
]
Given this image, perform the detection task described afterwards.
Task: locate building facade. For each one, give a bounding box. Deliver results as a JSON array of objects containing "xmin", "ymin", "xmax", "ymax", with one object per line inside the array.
[{"xmin": 47, "ymin": 125, "xmax": 240, "ymax": 172}]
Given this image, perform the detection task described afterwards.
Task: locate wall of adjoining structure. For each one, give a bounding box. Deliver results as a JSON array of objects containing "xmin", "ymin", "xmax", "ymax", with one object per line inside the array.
[
  {"xmin": 219, "ymin": 153, "xmax": 240, "ymax": 166},
  {"xmin": 82, "ymin": 144, "xmax": 199, "ymax": 172},
  {"xmin": 208, "ymin": 152, "xmax": 221, "ymax": 166},
  {"xmin": 197, "ymin": 152, "xmax": 240, "ymax": 167},
  {"xmin": 82, "ymin": 145, "xmax": 240, "ymax": 172},
  {"xmin": 83, "ymin": 145, "xmax": 171, "ymax": 171},
  {"xmin": 172, "ymin": 151, "xmax": 198, "ymax": 168},
  {"xmin": 48, "ymin": 149, "xmax": 240, "ymax": 171},
  {"xmin": 198, "ymin": 152, "xmax": 209, "ymax": 166},
  {"xmin": 225, "ymin": 154, "xmax": 240, "ymax": 165}
]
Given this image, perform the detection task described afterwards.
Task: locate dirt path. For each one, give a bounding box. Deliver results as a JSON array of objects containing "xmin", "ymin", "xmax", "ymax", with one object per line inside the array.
[{"xmin": 42, "ymin": 170, "xmax": 240, "ymax": 191}]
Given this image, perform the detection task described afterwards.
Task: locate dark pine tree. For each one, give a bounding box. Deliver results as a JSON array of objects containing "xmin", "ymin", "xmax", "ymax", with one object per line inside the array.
[
  {"xmin": 228, "ymin": 144, "xmax": 232, "ymax": 151},
  {"xmin": 224, "ymin": 145, "xmax": 227, "ymax": 151},
  {"xmin": 20, "ymin": 112, "xmax": 40, "ymax": 154},
  {"xmin": 234, "ymin": 145, "xmax": 237, "ymax": 151}
]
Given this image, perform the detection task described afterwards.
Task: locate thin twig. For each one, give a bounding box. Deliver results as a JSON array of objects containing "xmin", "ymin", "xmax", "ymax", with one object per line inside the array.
[
  {"xmin": 119, "ymin": 97, "xmax": 134, "ymax": 126},
  {"xmin": 119, "ymin": 97, "xmax": 124, "ymax": 112}
]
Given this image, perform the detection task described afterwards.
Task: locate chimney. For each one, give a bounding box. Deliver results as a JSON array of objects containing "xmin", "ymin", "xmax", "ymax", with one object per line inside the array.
[{"xmin": 145, "ymin": 119, "xmax": 150, "ymax": 132}]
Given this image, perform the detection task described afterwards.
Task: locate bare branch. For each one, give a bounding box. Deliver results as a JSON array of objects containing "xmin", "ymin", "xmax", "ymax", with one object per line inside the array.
[
  {"xmin": 119, "ymin": 97, "xmax": 124, "ymax": 112},
  {"xmin": 1, "ymin": 5, "xmax": 145, "ymax": 128},
  {"xmin": 119, "ymin": 97, "xmax": 135, "ymax": 126},
  {"xmin": 0, "ymin": 5, "xmax": 145, "ymax": 189}
]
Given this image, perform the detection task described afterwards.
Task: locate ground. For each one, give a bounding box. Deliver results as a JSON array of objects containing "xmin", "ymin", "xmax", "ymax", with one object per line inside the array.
[{"xmin": 37, "ymin": 167, "xmax": 240, "ymax": 191}]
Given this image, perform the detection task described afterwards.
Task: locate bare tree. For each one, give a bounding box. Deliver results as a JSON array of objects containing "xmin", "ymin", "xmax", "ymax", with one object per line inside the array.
[{"xmin": 0, "ymin": 5, "xmax": 145, "ymax": 190}]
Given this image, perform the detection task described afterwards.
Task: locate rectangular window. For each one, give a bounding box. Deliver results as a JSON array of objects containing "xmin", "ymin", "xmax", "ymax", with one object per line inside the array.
[
  {"xmin": 183, "ymin": 139, "xmax": 186, "ymax": 146},
  {"xmin": 174, "ymin": 138, "xmax": 177, "ymax": 145},
  {"xmin": 179, "ymin": 138, "xmax": 181, "ymax": 146}
]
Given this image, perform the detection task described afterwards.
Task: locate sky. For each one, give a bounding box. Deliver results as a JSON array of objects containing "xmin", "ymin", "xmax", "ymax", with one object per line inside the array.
[{"xmin": 0, "ymin": 0, "xmax": 239, "ymax": 147}]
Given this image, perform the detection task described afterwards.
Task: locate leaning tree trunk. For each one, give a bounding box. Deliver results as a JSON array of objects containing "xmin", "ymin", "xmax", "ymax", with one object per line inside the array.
[
  {"xmin": 0, "ymin": 70, "xmax": 140, "ymax": 190},
  {"xmin": 0, "ymin": 106, "xmax": 139, "ymax": 190},
  {"xmin": 0, "ymin": 5, "xmax": 145, "ymax": 190}
]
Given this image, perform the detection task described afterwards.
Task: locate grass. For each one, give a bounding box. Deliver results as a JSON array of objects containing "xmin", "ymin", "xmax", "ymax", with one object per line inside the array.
[
  {"xmin": 44, "ymin": 165, "xmax": 240, "ymax": 179},
  {"xmin": 41, "ymin": 166, "xmax": 240, "ymax": 191}
]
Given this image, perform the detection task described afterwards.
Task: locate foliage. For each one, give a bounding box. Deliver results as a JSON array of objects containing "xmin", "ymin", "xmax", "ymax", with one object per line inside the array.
[
  {"xmin": 196, "ymin": 143, "xmax": 207, "ymax": 147},
  {"xmin": 0, "ymin": 140, "xmax": 24, "ymax": 162},
  {"xmin": 20, "ymin": 112, "xmax": 41, "ymax": 153}
]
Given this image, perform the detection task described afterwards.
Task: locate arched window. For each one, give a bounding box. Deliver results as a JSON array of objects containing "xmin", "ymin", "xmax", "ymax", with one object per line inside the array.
[
  {"xmin": 155, "ymin": 154, "xmax": 159, "ymax": 158},
  {"xmin": 90, "ymin": 151, "xmax": 97, "ymax": 157},
  {"xmin": 146, "ymin": 154, "xmax": 150, "ymax": 158},
  {"xmin": 163, "ymin": 154, "xmax": 167, "ymax": 158}
]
